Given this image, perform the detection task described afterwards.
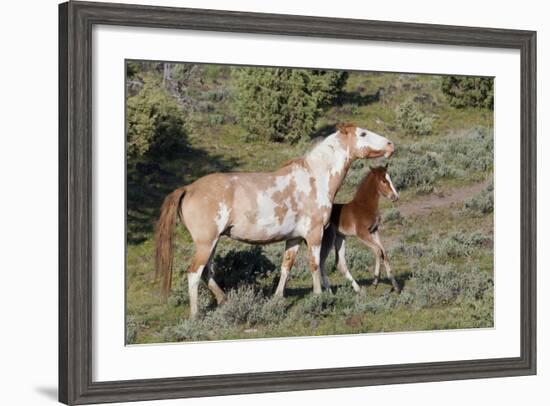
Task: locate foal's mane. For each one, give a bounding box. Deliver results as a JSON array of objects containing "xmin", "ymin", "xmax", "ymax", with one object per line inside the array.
[{"xmin": 358, "ymin": 165, "xmax": 387, "ymax": 188}]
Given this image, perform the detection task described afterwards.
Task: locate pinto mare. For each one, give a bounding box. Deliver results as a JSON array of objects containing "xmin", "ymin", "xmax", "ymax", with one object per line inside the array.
[
  {"xmin": 319, "ymin": 164, "xmax": 401, "ymax": 293},
  {"xmin": 155, "ymin": 124, "xmax": 394, "ymax": 318}
]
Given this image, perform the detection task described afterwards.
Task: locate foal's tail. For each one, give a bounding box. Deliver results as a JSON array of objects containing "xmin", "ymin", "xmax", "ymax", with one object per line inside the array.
[{"xmin": 155, "ymin": 186, "xmax": 187, "ymax": 297}]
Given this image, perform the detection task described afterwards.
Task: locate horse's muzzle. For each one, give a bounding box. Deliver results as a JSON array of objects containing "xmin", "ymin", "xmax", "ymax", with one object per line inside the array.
[{"xmin": 384, "ymin": 141, "xmax": 395, "ymax": 158}]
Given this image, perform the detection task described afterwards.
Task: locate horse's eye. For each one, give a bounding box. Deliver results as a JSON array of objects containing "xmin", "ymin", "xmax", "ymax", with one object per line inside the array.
[{"xmin": 360, "ymin": 132, "xmax": 366, "ymax": 137}]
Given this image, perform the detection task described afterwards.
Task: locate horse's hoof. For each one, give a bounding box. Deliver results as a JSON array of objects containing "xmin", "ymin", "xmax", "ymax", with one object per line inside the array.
[
  {"xmin": 358, "ymin": 287, "xmax": 367, "ymax": 297},
  {"xmin": 372, "ymin": 279, "xmax": 379, "ymax": 288}
]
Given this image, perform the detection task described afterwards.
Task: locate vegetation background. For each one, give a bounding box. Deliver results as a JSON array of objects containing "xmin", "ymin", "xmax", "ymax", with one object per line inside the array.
[{"xmin": 125, "ymin": 61, "xmax": 494, "ymax": 344}]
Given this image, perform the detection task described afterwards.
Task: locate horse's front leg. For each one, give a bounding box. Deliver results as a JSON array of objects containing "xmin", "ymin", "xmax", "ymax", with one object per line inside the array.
[
  {"xmin": 274, "ymin": 238, "xmax": 301, "ymax": 297},
  {"xmin": 306, "ymin": 231, "xmax": 324, "ymax": 295}
]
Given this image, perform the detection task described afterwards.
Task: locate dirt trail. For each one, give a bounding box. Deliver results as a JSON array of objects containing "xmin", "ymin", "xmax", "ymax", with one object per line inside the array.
[{"xmin": 398, "ymin": 178, "xmax": 492, "ymax": 218}]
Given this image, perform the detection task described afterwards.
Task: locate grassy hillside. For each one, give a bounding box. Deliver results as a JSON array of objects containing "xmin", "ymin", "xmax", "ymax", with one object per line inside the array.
[{"xmin": 126, "ymin": 65, "xmax": 494, "ymax": 344}]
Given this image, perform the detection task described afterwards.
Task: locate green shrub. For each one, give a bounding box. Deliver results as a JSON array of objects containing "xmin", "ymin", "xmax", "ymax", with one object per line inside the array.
[
  {"xmin": 205, "ymin": 87, "xmax": 231, "ymax": 102},
  {"xmin": 390, "ymin": 241, "xmax": 427, "ymax": 259},
  {"xmin": 412, "ymin": 264, "xmax": 463, "ymax": 306},
  {"xmin": 342, "ymin": 246, "xmax": 373, "ymax": 274},
  {"xmin": 389, "ymin": 152, "xmax": 449, "ymax": 191},
  {"xmin": 299, "ymin": 287, "xmax": 358, "ymax": 319},
  {"xmin": 207, "ymin": 114, "xmax": 226, "ymax": 126},
  {"xmin": 234, "ymin": 67, "xmax": 348, "ymax": 142},
  {"xmin": 249, "ymin": 296, "xmax": 288, "ymax": 326},
  {"xmin": 412, "ymin": 263, "xmax": 493, "ymax": 307},
  {"xmin": 359, "ymin": 290, "xmax": 415, "ymax": 314},
  {"xmin": 299, "ymin": 292, "xmax": 338, "ymax": 318},
  {"xmin": 465, "ymin": 181, "xmax": 494, "ymax": 214},
  {"xmin": 163, "ymin": 285, "xmax": 289, "ymax": 341},
  {"xmin": 441, "ymin": 76, "xmax": 494, "ymax": 109},
  {"xmin": 126, "ymin": 316, "xmax": 139, "ymax": 344},
  {"xmin": 438, "ymin": 127, "xmax": 494, "ymax": 174},
  {"xmin": 126, "ymin": 75, "xmax": 187, "ymax": 160},
  {"xmin": 383, "ymin": 208, "xmax": 404, "ymax": 224},
  {"xmin": 206, "ymin": 285, "xmax": 262, "ymax": 328},
  {"xmin": 164, "ymin": 318, "xmax": 209, "ymax": 341},
  {"xmin": 431, "ymin": 232, "xmax": 491, "ymax": 260},
  {"xmin": 395, "ymin": 99, "xmax": 433, "ymax": 136}
]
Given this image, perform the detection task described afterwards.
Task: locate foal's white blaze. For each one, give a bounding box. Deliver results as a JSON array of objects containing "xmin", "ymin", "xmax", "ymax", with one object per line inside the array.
[
  {"xmin": 215, "ymin": 202, "xmax": 230, "ymax": 233},
  {"xmin": 385, "ymin": 173, "xmax": 399, "ymax": 199}
]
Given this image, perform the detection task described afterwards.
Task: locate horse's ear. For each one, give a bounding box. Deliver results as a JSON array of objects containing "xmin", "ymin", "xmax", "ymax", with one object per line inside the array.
[{"xmin": 337, "ymin": 122, "xmax": 356, "ymax": 135}]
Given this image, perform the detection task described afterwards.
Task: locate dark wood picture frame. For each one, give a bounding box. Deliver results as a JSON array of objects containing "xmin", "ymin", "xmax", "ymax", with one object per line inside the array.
[{"xmin": 59, "ymin": 1, "xmax": 537, "ymax": 404}]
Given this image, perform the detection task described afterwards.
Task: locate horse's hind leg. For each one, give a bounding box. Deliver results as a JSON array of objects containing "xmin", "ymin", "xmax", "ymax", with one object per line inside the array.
[
  {"xmin": 275, "ymin": 238, "xmax": 301, "ymax": 297},
  {"xmin": 371, "ymin": 231, "xmax": 400, "ymax": 292},
  {"xmin": 334, "ymin": 235, "xmax": 361, "ymax": 293},
  {"xmin": 205, "ymin": 252, "xmax": 226, "ymax": 305},
  {"xmin": 187, "ymin": 242, "xmax": 216, "ymax": 318}
]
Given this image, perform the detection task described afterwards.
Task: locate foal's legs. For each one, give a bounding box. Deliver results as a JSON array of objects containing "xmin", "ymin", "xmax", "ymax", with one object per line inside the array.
[
  {"xmin": 358, "ymin": 231, "xmax": 399, "ymax": 292},
  {"xmin": 187, "ymin": 242, "xmax": 216, "ymax": 318},
  {"xmin": 333, "ymin": 235, "xmax": 361, "ymax": 293},
  {"xmin": 371, "ymin": 231, "xmax": 400, "ymax": 292},
  {"xmin": 274, "ymin": 238, "xmax": 301, "ymax": 297}
]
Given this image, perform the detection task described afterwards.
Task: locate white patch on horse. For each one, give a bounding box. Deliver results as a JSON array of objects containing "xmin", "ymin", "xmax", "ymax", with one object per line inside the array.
[
  {"xmin": 295, "ymin": 216, "xmax": 311, "ymax": 238},
  {"xmin": 292, "ymin": 168, "xmax": 311, "ymax": 196},
  {"xmin": 330, "ymin": 146, "xmax": 348, "ymax": 177},
  {"xmin": 254, "ymin": 176, "xmax": 295, "ymax": 236},
  {"xmin": 356, "ymin": 127, "xmax": 388, "ymax": 151},
  {"xmin": 310, "ymin": 245, "xmax": 321, "ymax": 267},
  {"xmin": 188, "ymin": 266, "xmax": 203, "ymax": 289},
  {"xmin": 215, "ymin": 202, "xmax": 230, "ymax": 233},
  {"xmin": 278, "ymin": 201, "xmax": 297, "ymax": 234},
  {"xmin": 274, "ymin": 175, "xmax": 291, "ymax": 192},
  {"xmin": 315, "ymin": 175, "xmax": 331, "ymax": 208},
  {"xmin": 385, "ymin": 173, "xmax": 399, "ymax": 197},
  {"xmin": 306, "ymin": 133, "xmax": 346, "ymax": 209}
]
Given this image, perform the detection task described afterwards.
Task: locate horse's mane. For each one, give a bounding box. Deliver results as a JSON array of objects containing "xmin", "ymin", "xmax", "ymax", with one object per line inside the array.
[
  {"xmin": 279, "ymin": 136, "xmax": 326, "ymax": 169},
  {"xmin": 280, "ymin": 157, "xmax": 308, "ymax": 169},
  {"xmin": 278, "ymin": 123, "xmax": 356, "ymax": 170}
]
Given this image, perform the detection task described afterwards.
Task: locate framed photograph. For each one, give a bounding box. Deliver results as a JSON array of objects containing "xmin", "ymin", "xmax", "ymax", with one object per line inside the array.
[{"xmin": 59, "ymin": 1, "xmax": 536, "ymax": 404}]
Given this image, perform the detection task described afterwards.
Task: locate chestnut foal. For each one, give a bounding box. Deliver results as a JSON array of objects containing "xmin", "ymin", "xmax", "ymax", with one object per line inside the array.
[{"xmin": 319, "ymin": 164, "xmax": 400, "ymax": 293}]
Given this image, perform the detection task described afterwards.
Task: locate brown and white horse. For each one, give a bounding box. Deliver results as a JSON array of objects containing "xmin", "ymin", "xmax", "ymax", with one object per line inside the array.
[
  {"xmin": 155, "ymin": 124, "xmax": 394, "ymax": 317},
  {"xmin": 319, "ymin": 164, "xmax": 401, "ymax": 293}
]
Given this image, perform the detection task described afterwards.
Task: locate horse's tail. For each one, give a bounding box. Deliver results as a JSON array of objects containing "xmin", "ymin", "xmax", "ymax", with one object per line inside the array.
[{"xmin": 155, "ymin": 186, "xmax": 187, "ymax": 298}]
